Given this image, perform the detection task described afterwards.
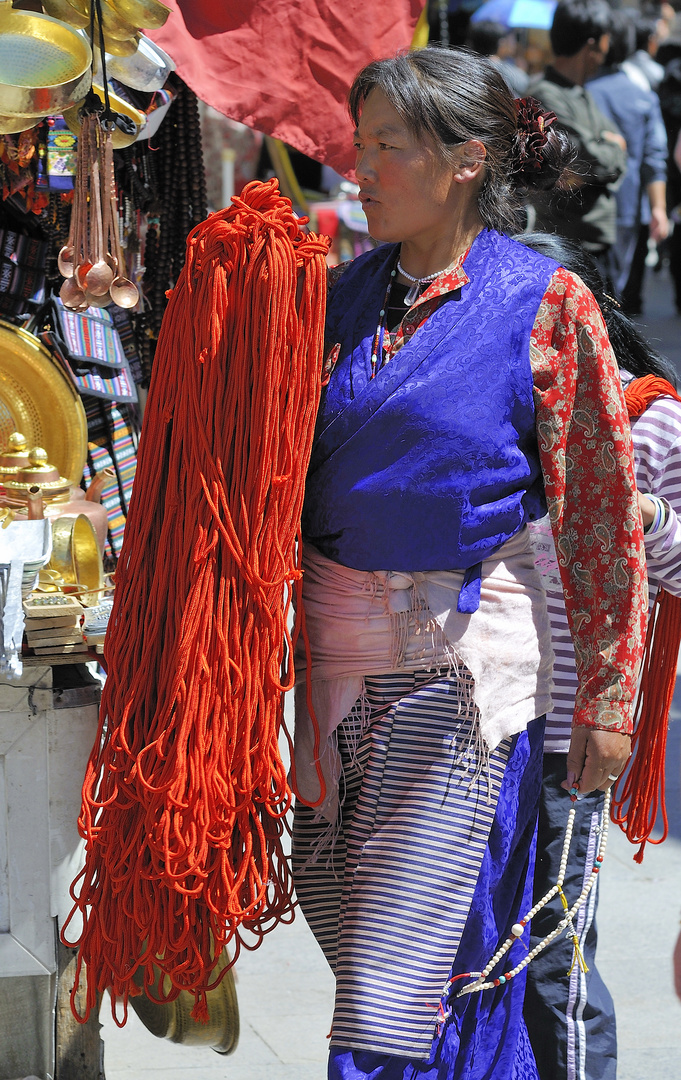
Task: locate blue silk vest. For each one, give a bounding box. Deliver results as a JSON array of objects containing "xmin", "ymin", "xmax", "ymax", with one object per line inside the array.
[{"xmin": 302, "ymin": 229, "xmax": 558, "ymax": 608}]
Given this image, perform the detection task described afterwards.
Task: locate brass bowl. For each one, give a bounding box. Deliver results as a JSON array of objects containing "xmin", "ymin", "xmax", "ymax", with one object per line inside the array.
[
  {"xmin": 0, "ymin": 9, "xmax": 92, "ymax": 118},
  {"xmin": 0, "ymin": 112, "xmax": 43, "ymax": 134},
  {"xmin": 40, "ymin": 0, "xmax": 91, "ymax": 31},
  {"xmin": 96, "ymin": 33, "xmax": 174, "ymax": 92},
  {"xmin": 63, "ymin": 83, "xmax": 146, "ymax": 148},
  {"xmin": 99, "ymin": 0, "xmax": 139, "ymax": 40},
  {"xmin": 48, "ymin": 513, "xmax": 104, "ymax": 599},
  {"xmin": 0, "ymin": 321, "xmax": 87, "ymax": 485},
  {"xmin": 63, "ymin": 0, "xmax": 90, "ymax": 16},
  {"xmin": 130, "ymin": 949, "xmax": 239, "ymax": 1053},
  {"xmin": 109, "ymin": 0, "xmax": 170, "ymax": 30},
  {"xmin": 102, "ymin": 32, "xmax": 141, "ymax": 57}
]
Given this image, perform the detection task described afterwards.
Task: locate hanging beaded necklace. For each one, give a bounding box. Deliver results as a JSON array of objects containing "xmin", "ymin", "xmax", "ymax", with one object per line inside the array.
[
  {"xmin": 369, "ymin": 254, "xmax": 459, "ymax": 380},
  {"xmin": 397, "ymin": 258, "xmax": 445, "ymax": 306},
  {"xmin": 433, "ymin": 785, "xmax": 611, "ymax": 1025}
]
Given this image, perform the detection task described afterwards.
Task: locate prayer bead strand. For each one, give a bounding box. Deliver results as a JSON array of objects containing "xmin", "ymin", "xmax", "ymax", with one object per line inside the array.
[{"xmin": 455, "ymin": 787, "xmax": 611, "ymax": 998}]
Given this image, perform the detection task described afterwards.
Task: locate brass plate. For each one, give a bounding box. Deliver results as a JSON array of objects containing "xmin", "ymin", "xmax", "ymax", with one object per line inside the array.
[{"xmin": 0, "ymin": 320, "xmax": 87, "ymax": 485}]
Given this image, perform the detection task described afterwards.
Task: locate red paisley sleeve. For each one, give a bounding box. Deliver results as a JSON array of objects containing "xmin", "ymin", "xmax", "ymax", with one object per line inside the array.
[{"xmin": 531, "ymin": 267, "xmax": 647, "ymax": 734}]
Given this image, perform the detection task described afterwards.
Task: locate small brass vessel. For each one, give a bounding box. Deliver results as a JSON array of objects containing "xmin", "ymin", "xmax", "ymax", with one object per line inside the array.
[
  {"xmin": 3, "ymin": 447, "xmax": 71, "ymax": 504},
  {"xmin": 48, "ymin": 513, "xmax": 104, "ymax": 599},
  {"xmin": 0, "ymin": 432, "xmax": 31, "ymax": 480}
]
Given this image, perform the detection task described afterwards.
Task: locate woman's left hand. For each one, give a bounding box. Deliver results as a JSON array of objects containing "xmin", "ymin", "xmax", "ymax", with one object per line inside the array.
[{"xmin": 562, "ymin": 726, "xmax": 632, "ymax": 794}]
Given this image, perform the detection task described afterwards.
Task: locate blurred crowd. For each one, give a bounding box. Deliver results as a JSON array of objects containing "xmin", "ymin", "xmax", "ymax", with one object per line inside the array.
[{"xmin": 463, "ymin": 0, "xmax": 681, "ymax": 318}]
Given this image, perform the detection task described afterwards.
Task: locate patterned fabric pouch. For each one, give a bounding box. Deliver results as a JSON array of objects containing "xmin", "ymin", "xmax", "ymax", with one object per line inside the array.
[{"xmin": 45, "ymin": 297, "xmax": 138, "ymax": 403}]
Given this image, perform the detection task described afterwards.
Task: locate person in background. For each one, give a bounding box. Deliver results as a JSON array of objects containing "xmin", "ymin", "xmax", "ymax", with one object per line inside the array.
[
  {"xmin": 588, "ymin": 10, "xmax": 668, "ymax": 312},
  {"xmin": 658, "ymin": 53, "xmax": 681, "ymax": 312},
  {"xmin": 529, "ymin": 0, "xmax": 627, "ymax": 273},
  {"xmin": 518, "ymin": 230, "xmax": 681, "ymax": 1080},
  {"xmin": 626, "ymin": 13, "xmax": 665, "ymax": 89},
  {"xmin": 655, "ymin": 0, "xmax": 681, "ymax": 66},
  {"xmin": 466, "ymin": 20, "xmax": 530, "ymax": 96}
]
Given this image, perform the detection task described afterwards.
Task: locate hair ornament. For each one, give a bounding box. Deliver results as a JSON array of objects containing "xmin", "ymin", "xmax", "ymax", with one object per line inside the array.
[{"xmin": 514, "ymin": 97, "xmax": 557, "ymax": 173}]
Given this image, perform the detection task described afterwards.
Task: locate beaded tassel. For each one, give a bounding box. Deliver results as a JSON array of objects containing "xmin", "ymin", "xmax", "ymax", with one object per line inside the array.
[{"xmin": 455, "ymin": 787, "xmax": 611, "ymax": 998}]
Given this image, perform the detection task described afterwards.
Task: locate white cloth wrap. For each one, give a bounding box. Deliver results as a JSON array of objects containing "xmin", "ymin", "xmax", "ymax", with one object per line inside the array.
[{"xmin": 294, "ymin": 527, "xmax": 554, "ymax": 821}]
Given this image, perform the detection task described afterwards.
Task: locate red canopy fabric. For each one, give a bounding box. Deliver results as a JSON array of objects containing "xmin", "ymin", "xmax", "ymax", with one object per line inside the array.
[{"xmin": 149, "ymin": 0, "xmax": 424, "ymax": 177}]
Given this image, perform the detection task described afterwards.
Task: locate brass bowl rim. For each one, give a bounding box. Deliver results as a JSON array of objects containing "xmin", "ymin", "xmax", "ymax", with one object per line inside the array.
[{"xmin": 0, "ymin": 10, "xmax": 92, "ymax": 89}]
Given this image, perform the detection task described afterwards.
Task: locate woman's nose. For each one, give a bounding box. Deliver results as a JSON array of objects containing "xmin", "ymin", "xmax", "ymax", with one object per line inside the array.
[{"xmin": 355, "ymin": 149, "xmax": 376, "ymax": 183}]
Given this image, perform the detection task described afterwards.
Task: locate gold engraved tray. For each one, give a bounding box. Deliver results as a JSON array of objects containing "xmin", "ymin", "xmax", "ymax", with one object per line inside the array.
[{"xmin": 0, "ymin": 320, "xmax": 87, "ymax": 485}]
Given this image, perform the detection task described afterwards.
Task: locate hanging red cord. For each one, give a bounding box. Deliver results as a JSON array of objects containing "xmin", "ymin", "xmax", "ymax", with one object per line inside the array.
[
  {"xmin": 611, "ymin": 374, "xmax": 681, "ymax": 862},
  {"xmin": 61, "ymin": 178, "xmax": 329, "ymax": 1023}
]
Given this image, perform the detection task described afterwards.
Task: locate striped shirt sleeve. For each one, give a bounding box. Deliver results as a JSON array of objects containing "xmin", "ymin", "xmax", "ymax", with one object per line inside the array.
[{"xmin": 630, "ymin": 393, "xmax": 681, "ymax": 598}]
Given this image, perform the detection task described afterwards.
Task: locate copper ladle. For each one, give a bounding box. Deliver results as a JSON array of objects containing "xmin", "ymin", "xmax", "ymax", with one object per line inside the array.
[
  {"xmin": 104, "ymin": 133, "xmax": 139, "ymax": 309},
  {"xmin": 84, "ymin": 147, "xmax": 114, "ymax": 296}
]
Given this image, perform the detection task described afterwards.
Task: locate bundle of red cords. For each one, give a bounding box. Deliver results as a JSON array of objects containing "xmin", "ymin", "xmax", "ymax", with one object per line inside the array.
[
  {"xmin": 62, "ymin": 179, "xmax": 329, "ymax": 1023},
  {"xmin": 612, "ymin": 374, "xmax": 681, "ymax": 862}
]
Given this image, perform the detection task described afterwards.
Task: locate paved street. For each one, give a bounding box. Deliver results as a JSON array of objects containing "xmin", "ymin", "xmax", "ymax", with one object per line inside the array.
[{"xmin": 99, "ymin": 268, "xmax": 681, "ymax": 1079}]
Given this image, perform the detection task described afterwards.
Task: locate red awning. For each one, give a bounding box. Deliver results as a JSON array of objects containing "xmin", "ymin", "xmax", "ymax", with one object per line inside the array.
[{"xmin": 149, "ymin": 0, "xmax": 424, "ymax": 177}]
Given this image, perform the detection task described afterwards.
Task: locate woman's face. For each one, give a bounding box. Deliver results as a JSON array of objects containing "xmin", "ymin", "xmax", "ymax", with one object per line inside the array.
[{"xmin": 354, "ymin": 89, "xmax": 471, "ymax": 246}]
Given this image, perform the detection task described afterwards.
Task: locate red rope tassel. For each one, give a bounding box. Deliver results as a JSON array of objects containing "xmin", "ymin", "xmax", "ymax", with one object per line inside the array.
[
  {"xmin": 61, "ymin": 179, "xmax": 329, "ymax": 1023},
  {"xmin": 611, "ymin": 587, "xmax": 681, "ymax": 861},
  {"xmin": 611, "ymin": 375, "xmax": 681, "ymax": 861}
]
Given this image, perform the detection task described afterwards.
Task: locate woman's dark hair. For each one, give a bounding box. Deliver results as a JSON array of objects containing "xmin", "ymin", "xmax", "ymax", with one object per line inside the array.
[
  {"xmin": 348, "ymin": 48, "xmax": 574, "ymax": 234},
  {"xmin": 516, "ymin": 232, "xmax": 678, "ymax": 386},
  {"xmin": 550, "ymin": 0, "xmax": 613, "ymax": 58}
]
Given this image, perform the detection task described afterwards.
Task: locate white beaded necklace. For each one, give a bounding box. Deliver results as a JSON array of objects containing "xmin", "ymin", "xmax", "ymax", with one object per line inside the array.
[
  {"xmin": 439, "ymin": 786, "xmax": 611, "ymax": 1012},
  {"xmin": 369, "ymin": 252, "xmax": 462, "ymax": 380},
  {"xmin": 397, "ymin": 257, "xmax": 454, "ymax": 306}
]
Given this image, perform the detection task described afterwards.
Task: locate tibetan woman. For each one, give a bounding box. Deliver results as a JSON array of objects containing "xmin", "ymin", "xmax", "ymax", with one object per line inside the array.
[{"xmin": 291, "ymin": 47, "xmax": 647, "ymax": 1080}]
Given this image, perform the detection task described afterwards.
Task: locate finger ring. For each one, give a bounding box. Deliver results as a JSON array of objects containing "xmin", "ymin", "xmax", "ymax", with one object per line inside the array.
[{"xmin": 607, "ymin": 773, "xmax": 619, "ymax": 781}]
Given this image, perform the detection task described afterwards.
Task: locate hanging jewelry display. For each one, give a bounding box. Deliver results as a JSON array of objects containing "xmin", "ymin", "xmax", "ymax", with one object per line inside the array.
[{"xmin": 144, "ymin": 76, "xmax": 207, "ymax": 338}]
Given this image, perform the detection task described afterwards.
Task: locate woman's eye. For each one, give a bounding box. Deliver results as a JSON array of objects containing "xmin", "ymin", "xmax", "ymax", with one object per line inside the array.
[{"xmin": 378, "ymin": 143, "xmax": 394, "ymax": 150}]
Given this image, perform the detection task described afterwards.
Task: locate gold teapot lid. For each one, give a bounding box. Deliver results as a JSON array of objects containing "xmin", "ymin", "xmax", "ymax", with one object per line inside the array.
[
  {"xmin": 0, "ymin": 432, "xmax": 31, "ymax": 476},
  {"xmin": 4, "ymin": 447, "xmax": 71, "ymax": 502}
]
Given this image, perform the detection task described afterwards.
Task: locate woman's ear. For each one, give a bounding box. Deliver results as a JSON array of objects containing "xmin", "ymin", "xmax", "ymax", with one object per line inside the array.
[{"xmin": 451, "ymin": 139, "xmax": 487, "ymax": 184}]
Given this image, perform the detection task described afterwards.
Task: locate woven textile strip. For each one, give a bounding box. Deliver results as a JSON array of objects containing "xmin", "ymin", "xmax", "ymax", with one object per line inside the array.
[
  {"xmin": 82, "ymin": 397, "xmax": 138, "ymax": 559},
  {"xmin": 57, "ymin": 306, "xmax": 127, "ymax": 366}
]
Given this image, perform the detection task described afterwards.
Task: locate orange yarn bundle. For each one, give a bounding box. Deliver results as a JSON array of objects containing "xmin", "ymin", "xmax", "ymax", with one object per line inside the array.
[
  {"xmin": 62, "ymin": 179, "xmax": 329, "ymax": 1022},
  {"xmin": 611, "ymin": 375, "xmax": 681, "ymax": 862}
]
